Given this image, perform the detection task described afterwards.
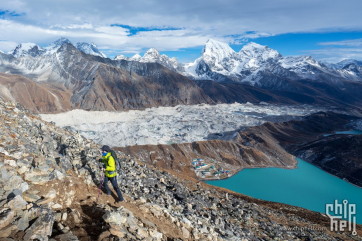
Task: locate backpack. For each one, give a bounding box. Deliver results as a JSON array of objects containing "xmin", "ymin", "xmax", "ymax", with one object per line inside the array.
[{"xmin": 107, "ymin": 149, "xmax": 122, "ymax": 173}]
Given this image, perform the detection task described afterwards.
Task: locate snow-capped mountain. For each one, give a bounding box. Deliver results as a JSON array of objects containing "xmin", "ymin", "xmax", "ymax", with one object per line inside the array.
[
  {"xmin": 116, "ymin": 48, "xmax": 184, "ymax": 72},
  {"xmin": 130, "ymin": 54, "xmax": 142, "ymax": 61},
  {"xmin": 9, "ymin": 43, "xmax": 45, "ymax": 58},
  {"xmin": 1, "ymin": 37, "xmax": 362, "ymax": 112},
  {"xmin": 114, "ymin": 53, "xmax": 142, "ymax": 61},
  {"xmin": 75, "ymin": 42, "xmax": 106, "ymax": 58},
  {"xmin": 323, "ymin": 59, "xmax": 362, "ymax": 70},
  {"xmin": 114, "ymin": 54, "xmax": 128, "ymax": 61},
  {"xmin": 239, "ymin": 42, "xmax": 281, "ymax": 67},
  {"xmin": 139, "ymin": 48, "xmax": 184, "ymax": 72},
  {"xmin": 181, "ymin": 39, "xmax": 362, "ymax": 86},
  {"xmin": 184, "ymin": 40, "xmax": 285, "ymax": 82},
  {"xmin": 0, "ymin": 38, "xmax": 211, "ymax": 112},
  {"xmin": 44, "ymin": 37, "xmax": 72, "ymax": 54},
  {"xmin": 337, "ymin": 62, "xmax": 362, "ymax": 82},
  {"xmin": 8, "ymin": 38, "xmax": 107, "ymax": 59}
]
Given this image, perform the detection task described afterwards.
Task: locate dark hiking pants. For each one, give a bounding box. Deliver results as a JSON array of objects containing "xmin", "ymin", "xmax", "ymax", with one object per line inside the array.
[{"xmin": 103, "ymin": 175, "xmax": 124, "ymax": 202}]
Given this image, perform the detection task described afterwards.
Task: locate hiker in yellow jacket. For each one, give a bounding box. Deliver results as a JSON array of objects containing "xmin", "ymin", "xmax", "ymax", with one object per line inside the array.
[{"xmin": 101, "ymin": 145, "xmax": 123, "ymax": 202}]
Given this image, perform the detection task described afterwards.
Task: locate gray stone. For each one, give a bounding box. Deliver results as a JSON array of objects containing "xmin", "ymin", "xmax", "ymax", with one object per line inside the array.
[
  {"xmin": 62, "ymin": 212, "xmax": 67, "ymax": 221},
  {"xmin": 23, "ymin": 208, "xmax": 55, "ymax": 241},
  {"xmin": 23, "ymin": 191, "xmax": 41, "ymax": 202},
  {"xmin": 54, "ymin": 213, "xmax": 62, "ymax": 222},
  {"xmin": 17, "ymin": 216, "xmax": 29, "ymax": 231},
  {"xmin": 0, "ymin": 199, "xmax": 7, "ymax": 208},
  {"xmin": 4, "ymin": 176, "xmax": 22, "ymax": 191},
  {"xmin": 102, "ymin": 211, "xmax": 127, "ymax": 226},
  {"xmin": 70, "ymin": 211, "xmax": 81, "ymax": 224},
  {"xmin": 44, "ymin": 188, "xmax": 56, "ymax": 199},
  {"xmin": 181, "ymin": 227, "xmax": 190, "ymax": 239},
  {"xmin": 56, "ymin": 156, "xmax": 72, "ymax": 172},
  {"xmin": 25, "ymin": 171, "xmax": 54, "ymax": 185},
  {"xmin": 7, "ymin": 195, "xmax": 27, "ymax": 211},
  {"xmin": 19, "ymin": 182, "xmax": 29, "ymax": 192},
  {"xmin": 53, "ymin": 231, "xmax": 79, "ymax": 241},
  {"xmin": 53, "ymin": 169, "xmax": 65, "ymax": 180},
  {"xmin": 11, "ymin": 189, "xmax": 22, "ymax": 196},
  {"xmin": 149, "ymin": 229, "xmax": 163, "ymax": 240},
  {"xmin": 0, "ymin": 210, "xmax": 14, "ymax": 230}
]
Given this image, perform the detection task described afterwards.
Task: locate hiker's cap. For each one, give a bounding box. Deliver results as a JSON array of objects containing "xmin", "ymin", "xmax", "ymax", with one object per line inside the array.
[{"xmin": 101, "ymin": 145, "xmax": 111, "ymax": 152}]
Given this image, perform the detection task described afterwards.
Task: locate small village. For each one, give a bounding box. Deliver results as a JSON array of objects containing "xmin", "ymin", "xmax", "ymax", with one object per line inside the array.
[{"xmin": 191, "ymin": 158, "xmax": 232, "ymax": 179}]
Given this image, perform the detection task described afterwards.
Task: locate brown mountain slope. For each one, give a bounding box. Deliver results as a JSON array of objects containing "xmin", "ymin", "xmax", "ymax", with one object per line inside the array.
[
  {"xmin": 116, "ymin": 135, "xmax": 297, "ymax": 179},
  {"xmin": 73, "ymin": 62, "xmax": 212, "ymax": 111},
  {"xmin": 0, "ymin": 73, "xmax": 72, "ymax": 113}
]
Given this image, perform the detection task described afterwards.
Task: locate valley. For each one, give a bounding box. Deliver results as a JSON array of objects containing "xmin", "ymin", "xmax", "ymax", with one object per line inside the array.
[
  {"xmin": 0, "ymin": 37, "xmax": 362, "ymax": 240},
  {"xmin": 0, "ymin": 97, "xmax": 361, "ymax": 240}
]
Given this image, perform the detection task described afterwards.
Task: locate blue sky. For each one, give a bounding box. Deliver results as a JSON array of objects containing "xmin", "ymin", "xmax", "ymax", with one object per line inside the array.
[{"xmin": 0, "ymin": 0, "xmax": 361, "ymax": 63}]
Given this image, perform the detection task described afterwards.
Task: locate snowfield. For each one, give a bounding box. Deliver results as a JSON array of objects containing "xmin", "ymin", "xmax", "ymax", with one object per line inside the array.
[{"xmin": 40, "ymin": 103, "xmax": 327, "ymax": 147}]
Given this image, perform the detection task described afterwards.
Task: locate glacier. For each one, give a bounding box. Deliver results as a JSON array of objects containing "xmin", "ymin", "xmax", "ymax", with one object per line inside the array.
[{"xmin": 41, "ymin": 103, "xmax": 328, "ymax": 147}]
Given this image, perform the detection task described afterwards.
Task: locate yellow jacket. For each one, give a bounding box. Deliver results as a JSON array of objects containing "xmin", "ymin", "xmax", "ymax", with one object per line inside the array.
[{"xmin": 102, "ymin": 152, "xmax": 117, "ymax": 178}]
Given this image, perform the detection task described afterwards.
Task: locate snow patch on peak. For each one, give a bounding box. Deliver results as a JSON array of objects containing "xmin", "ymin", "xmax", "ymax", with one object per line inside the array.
[
  {"xmin": 242, "ymin": 42, "xmax": 265, "ymax": 50},
  {"xmin": 114, "ymin": 54, "xmax": 128, "ymax": 60},
  {"xmin": 140, "ymin": 48, "xmax": 161, "ymax": 62},
  {"xmin": 75, "ymin": 42, "xmax": 106, "ymax": 58},
  {"xmin": 10, "ymin": 43, "xmax": 45, "ymax": 58},
  {"xmin": 45, "ymin": 37, "xmax": 72, "ymax": 54},
  {"xmin": 114, "ymin": 53, "xmax": 142, "ymax": 61},
  {"xmin": 50, "ymin": 37, "xmax": 71, "ymax": 48},
  {"xmin": 130, "ymin": 54, "xmax": 141, "ymax": 61},
  {"xmin": 239, "ymin": 42, "xmax": 281, "ymax": 61},
  {"xmin": 202, "ymin": 39, "xmax": 236, "ymax": 60}
]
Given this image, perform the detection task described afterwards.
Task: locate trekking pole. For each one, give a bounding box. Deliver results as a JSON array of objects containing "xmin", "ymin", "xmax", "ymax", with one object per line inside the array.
[{"xmin": 97, "ymin": 170, "xmax": 104, "ymax": 202}]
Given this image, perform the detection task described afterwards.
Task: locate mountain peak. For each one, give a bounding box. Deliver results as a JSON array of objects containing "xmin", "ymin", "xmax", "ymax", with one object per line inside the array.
[
  {"xmin": 140, "ymin": 48, "xmax": 161, "ymax": 63},
  {"xmin": 75, "ymin": 42, "xmax": 106, "ymax": 58},
  {"xmin": 130, "ymin": 54, "xmax": 142, "ymax": 61},
  {"xmin": 9, "ymin": 43, "xmax": 45, "ymax": 58},
  {"xmin": 144, "ymin": 48, "xmax": 160, "ymax": 56},
  {"xmin": 242, "ymin": 42, "xmax": 266, "ymax": 50},
  {"xmin": 45, "ymin": 37, "xmax": 72, "ymax": 54},
  {"xmin": 200, "ymin": 39, "xmax": 237, "ymax": 72},
  {"xmin": 51, "ymin": 37, "xmax": 71, "ymax": 47},
  {"xmin": 114, "ymin": 54, "xmax": 128, "ymax": 60},
  {"xmin": 240, "ymin": 42, "xmax": 281, "ymax": 60},
  {"xmin": 202, "ymin": 39, "xmax": 235, "ymax": 57}
]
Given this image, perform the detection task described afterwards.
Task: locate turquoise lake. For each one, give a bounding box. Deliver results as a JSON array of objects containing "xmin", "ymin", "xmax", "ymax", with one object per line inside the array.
[
  {"xmin": 324, "ymin": 129, "xmax": 362, "ymax": 137},
  {"xmin": 206, "ymin": 158, "xmax": 362, "ymax": 224}
]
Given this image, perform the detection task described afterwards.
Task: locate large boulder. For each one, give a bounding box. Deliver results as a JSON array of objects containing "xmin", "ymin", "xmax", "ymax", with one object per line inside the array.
[
  {"xmin": 22, "ymin": 207, "xmax": 55, "ymax": 241},
  {"xmin": 24, "ymin": 169, "xmax": 55, "ymax": 185}
]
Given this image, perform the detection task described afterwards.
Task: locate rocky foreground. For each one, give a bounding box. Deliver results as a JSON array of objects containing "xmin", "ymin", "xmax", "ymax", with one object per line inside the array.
[{"xmin": 0, "ymin": 98, "xmax": 361, "ymax": 241}]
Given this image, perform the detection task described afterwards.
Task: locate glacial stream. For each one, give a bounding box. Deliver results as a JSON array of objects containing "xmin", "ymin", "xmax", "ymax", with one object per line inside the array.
[{"xmin": 206, "ymin": 158, "xmax": 362, "ymax": 224}]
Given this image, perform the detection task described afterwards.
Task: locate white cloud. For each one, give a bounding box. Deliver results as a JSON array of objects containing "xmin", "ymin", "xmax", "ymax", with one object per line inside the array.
[
  {"xmin": 94, "ymin": 26, "xmax": 129, "ymax": 36},
  {"xmin": 0, "ymin": 40, "xmax": 18, "ymax": 53},
  {"xmin": 0, "ymin": 0, "xmax": 362, "ymax": 55},
  {"xmin": 301, "ymin": 48, "xmax": 362, "ymax": 63},
  {"xmin": 66, "ymin": 23, "xmax": 93, "ymax": 30},
  {"xmin": 319, "ymin": 38, "xmax": 362, "ymax": 47}
]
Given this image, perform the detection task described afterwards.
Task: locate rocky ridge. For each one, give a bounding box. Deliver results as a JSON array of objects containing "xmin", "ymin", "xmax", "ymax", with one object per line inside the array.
[
  {"xmin": 0, "ymin": 41, "xmax": 213, "ymax": 113},
  {"xmin": 0, "ymin": 98, "xmax": 361, "ymax": 240}
]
